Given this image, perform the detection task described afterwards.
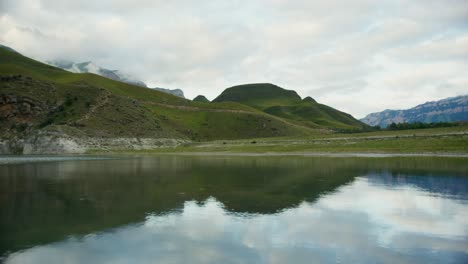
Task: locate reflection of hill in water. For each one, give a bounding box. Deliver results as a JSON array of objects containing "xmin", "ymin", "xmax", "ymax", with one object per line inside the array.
[{"xmin": 0, "ymin": 156, "xmax": 467, "ymax": 256}]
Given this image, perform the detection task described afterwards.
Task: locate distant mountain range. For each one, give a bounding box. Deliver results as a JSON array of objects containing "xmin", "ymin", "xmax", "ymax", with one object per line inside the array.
[
  {"xmin": 49, "ymin": 60, "xmax": 185, "ymax": 98},
  {"xmin": 361, "ymin": 95, "xmax": 468, "ymax": 127},
  {"xmin": 152, "ymin": 87, "xmax": 185, "ymax": 98}
]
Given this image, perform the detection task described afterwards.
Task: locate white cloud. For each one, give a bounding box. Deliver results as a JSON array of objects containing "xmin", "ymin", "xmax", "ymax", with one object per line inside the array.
[{"xmin": 0, "ymin": 0, "xmax": 467, "ymax": 117}]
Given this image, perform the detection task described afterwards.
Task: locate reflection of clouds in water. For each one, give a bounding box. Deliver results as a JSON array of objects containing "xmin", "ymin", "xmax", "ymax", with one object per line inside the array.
[
  {"xmin": 6, "ymin": 178, "xmax": 468, "ymax": 264},
  {"xmin": 320, "ymin": 178, "xmax": 468, "ymax": 240}
]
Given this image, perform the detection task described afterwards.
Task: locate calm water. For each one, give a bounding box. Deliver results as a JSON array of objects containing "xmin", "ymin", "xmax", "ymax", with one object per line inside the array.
[{"xmin": 1, "ymin": 155, "xmax": 467, "ymax": 264}]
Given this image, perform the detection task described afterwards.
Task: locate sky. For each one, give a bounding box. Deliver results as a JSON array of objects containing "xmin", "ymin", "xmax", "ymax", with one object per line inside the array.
[{"xmin": 1, "ymin": 0, "xmax": 467, "ymax": 118}]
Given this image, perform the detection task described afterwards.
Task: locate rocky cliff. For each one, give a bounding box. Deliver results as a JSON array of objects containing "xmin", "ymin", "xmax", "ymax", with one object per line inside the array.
[{"xmin": 0, "ymin": 133, "xmax": 187, "ymax": 154}]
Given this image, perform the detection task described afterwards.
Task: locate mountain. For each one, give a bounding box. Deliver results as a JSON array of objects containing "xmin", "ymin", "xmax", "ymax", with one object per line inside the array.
[
  {"xmin": 49, "ymin": 60, "xmax": 147, "ymax": 87},
  {"xmin": 361, "ymin": 95, "xmax": 468, "ymax": 128},
  {"xmin": 193, "ymin": 95, "xmax": 210, "ymax": 103},
  {"xmin": 49, "ymin": 60, "xmax": 185, "ymax": 98},
  {"xmin": 0, "ymin": 44, "xmax": 371, "ymax": 154},
  {"xmin": 213, "ymin": 83, "xmax": 366, "ymax": 130},
  {"xmin": 0, "ymin": 45, "xmax": 314, "ymax": 153},
  {"xmin": 153, "ymin": 87, "xmax": 185, "ymax": 98}
]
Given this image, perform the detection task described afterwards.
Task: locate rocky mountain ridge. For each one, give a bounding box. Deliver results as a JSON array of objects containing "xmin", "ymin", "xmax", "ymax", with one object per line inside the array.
[
  {"xmin": 49, "ymin": 60, "xmax": 185, "ymax": 98},
  {"xmin": 361, "ymin": 95, "xmax": 468, "ymax": 127}
]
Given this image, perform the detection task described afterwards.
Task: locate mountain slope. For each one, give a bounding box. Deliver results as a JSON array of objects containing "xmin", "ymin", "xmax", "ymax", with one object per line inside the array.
[
  {"xmin": 213, "ymin": 83, "xmax": 366, "ymax": 130},
  {"xmin": 49, "ymin": 60, "xmax": 185, "ymax": 98},
  {"xmin": 361, "ymin": 95, "xmax": 468, "ymax": 127},
  {"xmin": 0, "ymin": 44, "xmax": 18, "ymax": 53},
  {"xmin": 0, "ymin": 45, "xmax": 314, "ymax": 153}
]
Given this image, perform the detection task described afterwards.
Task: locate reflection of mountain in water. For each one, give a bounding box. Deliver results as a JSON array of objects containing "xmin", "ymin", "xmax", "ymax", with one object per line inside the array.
[
  {"xmin": 0, "ymin": 156, "xmax": 467, "ymax": 256},
  {"xmin": 5, "ymin": 183, "xmax": 468, "ymax": 264},
  {"xmin": 0, "ymin": 156, "xmax": 363, "ymax": 255},
  {"xmin": 367, "ymin": 171, "xmax": 468, "ymax": 198}
]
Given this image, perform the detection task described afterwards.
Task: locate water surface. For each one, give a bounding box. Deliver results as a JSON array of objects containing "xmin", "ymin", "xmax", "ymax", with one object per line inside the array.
[{"xmin": 1, "ymin": 155, "xmax": 467, "ymax": 263}]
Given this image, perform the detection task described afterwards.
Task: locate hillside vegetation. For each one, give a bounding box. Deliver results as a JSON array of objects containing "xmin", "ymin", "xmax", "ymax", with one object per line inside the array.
[
  {"xmin": 1, "ymin": 47, "xmax": 315, "ymax": 145},
  {"xmin": 214, "ymin": 83, "xmax": 366, "ymax": 130},
  {"xmin": 135, "ymin": 125, "xmax": 468, "ymax": 155},
  {"xmin": 193, "ymin": 95, "xmax": 210, "ymax": 103},
  {"xmin": 0, "ymin": 45, "xmax": 383, "ymax": 154}
]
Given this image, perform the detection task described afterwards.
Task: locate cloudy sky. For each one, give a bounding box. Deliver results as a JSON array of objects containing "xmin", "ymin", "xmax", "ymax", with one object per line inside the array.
[{"xmin": 1, "ymin": 0, "xmax": 467, "ymax": 118}]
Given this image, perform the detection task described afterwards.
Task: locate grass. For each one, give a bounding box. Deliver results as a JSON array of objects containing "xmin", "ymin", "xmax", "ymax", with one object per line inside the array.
[
  {"xmin": 104, "ymin": 126, "xmax": 468, "ymax": 155},
  {"xmin": 264, "ymin": 101, "xmax": 365, "ymax": 130},
  {"xmin": 144, "ymin": 103, "xmax": 310, "ymax": 141}
]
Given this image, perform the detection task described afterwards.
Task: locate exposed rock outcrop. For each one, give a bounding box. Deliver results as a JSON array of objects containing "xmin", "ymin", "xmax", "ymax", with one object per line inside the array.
[
  {"xmin": 0, "ymin": 93, "xmax": 47, "ymax": 122},
  {"xmin": 0, "ymin": 132, "xmax": 189, "ymax": 154}
]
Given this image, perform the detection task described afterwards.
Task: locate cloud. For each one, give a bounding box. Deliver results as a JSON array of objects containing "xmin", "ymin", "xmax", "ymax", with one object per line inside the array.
[
  {"xmin": 389, "ymin": 35, "xmax": 468, "ymax": 62},
  {"xmin": 0, "ymin": 0, "xmax": 467, "ymax": 117}
]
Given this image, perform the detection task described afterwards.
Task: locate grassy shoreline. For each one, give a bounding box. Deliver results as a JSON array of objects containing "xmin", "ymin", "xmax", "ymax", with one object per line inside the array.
[{"xmin": 89, "ymin": 126, "xmax": 468, "ymax": 156}]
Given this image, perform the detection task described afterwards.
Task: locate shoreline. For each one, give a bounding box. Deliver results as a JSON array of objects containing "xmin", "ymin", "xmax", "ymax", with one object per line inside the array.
[
  {"xmin": 104, "ymin": 151, "xmax": 468, "ymax": 158},
  {"xmin": 2, "ymin": 151, "xmax": 468, "ymax": 159},
  {"xmin": 2, "ymin": 126, "xmax": 466, "ymax": 155}
]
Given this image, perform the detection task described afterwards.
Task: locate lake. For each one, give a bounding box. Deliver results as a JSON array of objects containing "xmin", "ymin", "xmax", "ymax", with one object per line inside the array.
[{"xmin": 1, "ymin": 155, "xmax": 467, "ymax": 263}]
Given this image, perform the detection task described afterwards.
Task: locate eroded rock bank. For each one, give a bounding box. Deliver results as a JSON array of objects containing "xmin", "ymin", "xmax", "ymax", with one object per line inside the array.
[{"xmin": 0, "ymin": 133, "xmax": 188, "ymax": 154}]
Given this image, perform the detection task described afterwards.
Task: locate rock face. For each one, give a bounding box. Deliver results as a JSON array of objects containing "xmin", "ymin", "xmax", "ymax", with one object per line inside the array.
[
  {"xmin": 0, "ymin": 77, "xmax": 56, "ymax": 144},
  {"xmin": 0, "ymin": 92, "xmax": 48, "ymax": 123},
  {"xmin": 361, "ymin": 95, "xmax": 468, "ymax": 128},
  {"xmin": 0, "ymin": 132, "xmax": 188, "ymax": 154}
]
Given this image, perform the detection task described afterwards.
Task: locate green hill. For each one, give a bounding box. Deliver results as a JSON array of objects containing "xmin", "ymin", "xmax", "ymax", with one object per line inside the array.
[
  {"xmin": 213, "ymin": 83, "xmax": 302, "ymax": 109},
  {"xmin": 193, "ymin": 95, "xmax": 210, "ymax": 103},
  {"xmin": 0, "ymin": 46, "xmax": 315, "ymax": 153},
  {"xmin": 214, "ymin": 83, "xmax": 366, "ymax": 130}
]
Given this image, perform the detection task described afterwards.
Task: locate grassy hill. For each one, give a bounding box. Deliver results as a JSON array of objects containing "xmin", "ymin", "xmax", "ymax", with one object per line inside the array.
[
  {"xmin": 193, "ymin": 95, "xmax": 210, "ymax": 103},
  {"xmin": 0, "ymin": 46, "xmax": 314, "ymax": 147},
  {"xmin": 213, "ymin": 83, "xmax": 302, "ymax": 109},
  {"xmin": 213, "ymin": 83, "xmax": 366, "ymax": 130}
]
